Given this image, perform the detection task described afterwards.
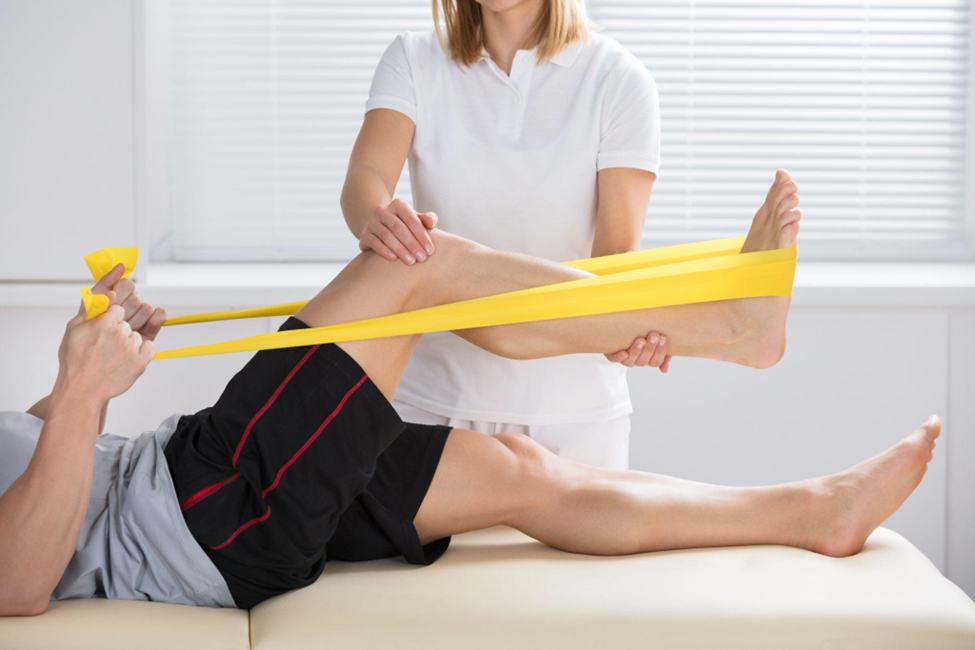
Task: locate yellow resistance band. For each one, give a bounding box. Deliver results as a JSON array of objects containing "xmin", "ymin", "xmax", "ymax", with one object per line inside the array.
[{"xmin": 80, "ymin": 238, "xmax": 796, "ymax": 361}]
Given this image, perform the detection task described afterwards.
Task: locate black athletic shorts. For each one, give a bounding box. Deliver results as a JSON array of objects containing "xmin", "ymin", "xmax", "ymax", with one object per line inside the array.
[{"xmin": 163, "ymin": 317, "xmax": 452, "ymax": 609}]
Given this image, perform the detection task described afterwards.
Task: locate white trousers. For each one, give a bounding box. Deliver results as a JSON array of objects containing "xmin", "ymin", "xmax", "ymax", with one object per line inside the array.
[{"xmin": 393, "ymin": 400, "xmax": 631, "ymax": 470}]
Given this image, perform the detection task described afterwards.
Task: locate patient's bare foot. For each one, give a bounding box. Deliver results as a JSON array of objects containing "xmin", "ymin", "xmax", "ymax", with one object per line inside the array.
[
  {"xmin": 725, "ymin": 170, "xmax": 802, "ymax": 368},
  {"xmin": 798, "ymin": 417, "xmax": 940, "ymax": 558},
  {"xmin": 740, "ymin": 169, "xmax": 802, "ymax": 253}
]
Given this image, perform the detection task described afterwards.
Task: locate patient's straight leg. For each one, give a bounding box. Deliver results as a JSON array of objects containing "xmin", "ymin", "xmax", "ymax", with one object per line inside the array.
[
  {"xmin": 297, "ymin": 171, "xmax": 802, "ymax": 400},
  {"xmin": 413, "ymin": 417, "xmax": 939, "ymax": 559}
]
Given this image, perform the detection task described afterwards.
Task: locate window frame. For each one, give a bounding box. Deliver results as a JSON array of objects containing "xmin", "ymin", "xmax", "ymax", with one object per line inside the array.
[{"xmin": 136, "ymin": 0, "xmax": 975, "ymax": 272}]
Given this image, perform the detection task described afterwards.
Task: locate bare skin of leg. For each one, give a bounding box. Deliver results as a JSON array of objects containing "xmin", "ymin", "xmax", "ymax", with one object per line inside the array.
[
  {"xmin": 296, "ymin": 170, "xmax": 802, "ymax": 400},
  {"xmin": 293, "ymin": 169, "xmax": 937, "ymax": 559},
  {"xmin": 414, "ymin": 417, "xmax": 939, "ymax": 558}
]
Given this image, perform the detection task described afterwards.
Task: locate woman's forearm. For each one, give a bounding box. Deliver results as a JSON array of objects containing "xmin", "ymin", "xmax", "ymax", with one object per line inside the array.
[
  {"xmin": 0, "ymin": 383, "xmax": 103, "ymax": 615},
  {"xmin": 341, "ymin": 164, "xmax": 394, "ymax": 238}
]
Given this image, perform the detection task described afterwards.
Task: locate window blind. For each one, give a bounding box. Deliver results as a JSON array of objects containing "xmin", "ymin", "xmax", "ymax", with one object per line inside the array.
[
  {"xmin": 163, "ymin": 0, "xmax": 972, "ymax": 262},
  {"xmin": 166, "ymin": 0, "xmax": 434, "ymax": 261},
  {"xmin": 590, "ymin": 0, "xmax": 972, "ymax": 259}
]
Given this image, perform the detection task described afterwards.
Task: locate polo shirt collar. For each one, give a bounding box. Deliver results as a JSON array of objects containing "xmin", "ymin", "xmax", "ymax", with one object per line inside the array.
[
  {"xmin": 549, "ymin": 40, "xmax": 585, "ymax": 67},
  {"xmin": 477, "ymin": 38, "xmax": 586, "ymax": 69}
]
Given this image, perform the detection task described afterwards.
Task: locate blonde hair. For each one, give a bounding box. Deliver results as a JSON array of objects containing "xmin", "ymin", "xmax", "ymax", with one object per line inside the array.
[{"xmin": 433, "ymin": 0, "xmax": 593, "ymax": 68}]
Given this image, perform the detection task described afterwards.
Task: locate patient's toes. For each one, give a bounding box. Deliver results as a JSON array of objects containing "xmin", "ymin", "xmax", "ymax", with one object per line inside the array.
[
  {"xmin": 783, "ymin": 209, "xmax": 802, "ymax": 225},
  {"xmin": 776, "ymin": 193, "xmax": 799, "ymax": 217},
  {"xmin": 769, "ymin": 178, "xmax": 798, "ymax": 209},
  {"xmin": 779, "ymin": 222, "xmax": 800, "ymax": 249}
]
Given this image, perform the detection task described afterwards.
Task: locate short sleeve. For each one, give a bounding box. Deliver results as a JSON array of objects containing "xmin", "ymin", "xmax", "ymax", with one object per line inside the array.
[
  {"xmin": 0, "ymin": 413, "xmax": 40, "ymax": 496},
  {"xmin": 366, "ymin": 33, "xmax": 418, "ymax": 123},
  {"xmin": 597, "ymin": 59, "xmax": 661, "ymax": 175}
]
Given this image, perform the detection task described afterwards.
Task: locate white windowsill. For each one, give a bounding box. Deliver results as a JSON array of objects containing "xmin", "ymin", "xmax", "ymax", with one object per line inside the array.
[{"xmin": 2, "ymin": 262, "xmax": 975, "ymax": 310}]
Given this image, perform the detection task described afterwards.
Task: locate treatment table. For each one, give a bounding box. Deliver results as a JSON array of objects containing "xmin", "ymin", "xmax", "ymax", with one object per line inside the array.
[{"xmin": 2, "ymin": 526, "xmax": 974, "ymax": 649}]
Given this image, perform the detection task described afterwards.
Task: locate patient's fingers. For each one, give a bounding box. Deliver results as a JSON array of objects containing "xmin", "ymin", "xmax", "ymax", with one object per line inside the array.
[
  {"xmin": 139, "ymin": 307, "xmax": 167, "ymax": 342},
  {"xmin": 112, "ymin": 277, "xmax": 136, "ymax": 310},
  {"xmin": 92, "ymin": 263, "xmax": 126, "ymax": 296},
  {"xmin": 105, "ymin": 304, "xmax": 126, "ymax": 324},
  {"xmin": 127, "ymin": 301, "xmax": 153, "ymax": 332},
  {"xmin": 120, "ymin": 291, "xmax": 143, "ymax": 321}
]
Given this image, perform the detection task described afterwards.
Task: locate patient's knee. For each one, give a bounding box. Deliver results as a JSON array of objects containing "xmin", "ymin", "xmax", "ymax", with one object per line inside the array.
[
  {"xmin": 427, "ymin": 229, "xmax": 487, "ymax": 263},
  {"xmin": 494, "ymin": 432, "xmax": 562, "ymax": 485}
]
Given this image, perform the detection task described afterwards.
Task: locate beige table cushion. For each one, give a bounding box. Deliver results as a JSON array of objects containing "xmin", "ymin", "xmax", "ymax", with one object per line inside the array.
[
  {"xmin": 251, "ymin": 526, "xmax": 975, "ymax": 650},
  {"xmin": 0, "ymin": 597, "xmax": 249, "ymax": 650}
]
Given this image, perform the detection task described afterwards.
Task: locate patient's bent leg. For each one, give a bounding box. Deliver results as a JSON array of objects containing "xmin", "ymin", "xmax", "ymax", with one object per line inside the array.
[
  {"xmin": 296, "ymin": 171, "xmax": 802, "ymax": 400},
  {"xmin": 413, "ymin": 416, "xmax": 939, "ymax": 558}
]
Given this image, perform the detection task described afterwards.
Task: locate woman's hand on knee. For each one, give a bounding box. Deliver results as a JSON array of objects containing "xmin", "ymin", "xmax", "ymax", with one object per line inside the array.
[
  {"xmin": 606, "ymin": 332, "xmax": 671, "ymax": 373},
  {"xmin": 359, "ymin": 198, "xmax": 438, "ymax": 265}
]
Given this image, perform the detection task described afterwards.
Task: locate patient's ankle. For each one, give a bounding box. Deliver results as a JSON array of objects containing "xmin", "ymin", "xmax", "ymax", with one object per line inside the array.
[{"xmin": 726, "ymin": 297, "xmax": 789, "ymax": 369}]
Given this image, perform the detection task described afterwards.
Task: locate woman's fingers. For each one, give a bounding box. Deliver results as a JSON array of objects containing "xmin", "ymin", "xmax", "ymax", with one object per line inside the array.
[
  {"xmin": 359, "ymin": 199, "xmax": 437, "ymax": 265},
  {"xmin": 360, "ymin": 231, "xmax": 397, "ymax": 261},
  {"xmin": 648, "ymin": 335, "xmax": 668, "ymax": 368},
  {"xmin": 381, "ymin": 201, "xmax": 428, "ymax": 262},
  {"xmin": 372, "ymin": 222, "xmax": 417, "ymax": 265},
  {"xmin": 608, "ymin": 333, "xmax": 671, "ymax": 371},
  {"xmin": 419, "ymin": 211, "xmax": 439, "ymax": 231},
  {"xmin": 389, "ymin": 199, "xmax": 435, "ymax": 257},
  {"xmin": 619, "ymin": 337, "xmax": 647, "ymax": 367},
  {"xmin": 632, "ymin": 336, "xmax": 657, "ymax": 366}
]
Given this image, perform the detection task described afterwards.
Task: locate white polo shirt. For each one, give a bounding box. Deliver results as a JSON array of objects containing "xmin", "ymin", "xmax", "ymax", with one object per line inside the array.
[{"xmin": 367, "ymin": 30, "xmax": 660, "ymax": 426}]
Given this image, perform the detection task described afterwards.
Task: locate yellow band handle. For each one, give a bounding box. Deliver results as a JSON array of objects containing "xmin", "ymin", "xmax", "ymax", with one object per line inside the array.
[
  {"xmin": 81, "ymin": 239, "xmax": 796, "ymax": 360},
  {"xmin": 79, "ymin": 287, "xmax": 110, "ymax": 322},
  {"xmin": 81, "ymin": 248, "xmax": 139, "ymax": 320}
]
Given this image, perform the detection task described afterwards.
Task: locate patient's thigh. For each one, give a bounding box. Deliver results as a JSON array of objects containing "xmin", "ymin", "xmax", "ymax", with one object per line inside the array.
[{"xmin": 413, "ymin": 429, "xmax": 548, "ymax": 545}]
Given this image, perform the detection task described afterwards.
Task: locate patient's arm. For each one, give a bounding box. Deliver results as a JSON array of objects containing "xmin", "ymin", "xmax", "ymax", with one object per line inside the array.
[
  {"xmin": 0, "ymin": 304, "xmax": 153, "ymax": 616},
  {"xmin": 0, "ymin": 391, "xmax": 102, "ymax": 615},
  {"xmin": 26, "ymin": 267, "xmax": 166, "ymax": 434},
  {"xmin": 296, "ymin": 171, "xmax": 801, "ymax": 401}
]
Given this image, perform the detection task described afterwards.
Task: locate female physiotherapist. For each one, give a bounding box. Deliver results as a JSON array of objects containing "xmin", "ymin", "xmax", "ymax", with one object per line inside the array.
[{"xmin": 341, "ymin": 0, "xmax": 664, "ymax": 469}]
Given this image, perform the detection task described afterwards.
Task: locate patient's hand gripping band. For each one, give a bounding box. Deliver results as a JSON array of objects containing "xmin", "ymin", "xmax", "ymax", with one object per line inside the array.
[
  {"xmin": 80, "ymin": 248, "xmax": 139, "ymax": 321},
  {"xmin": 80, "ymin": 238, "xmax": 796, "ymax": 361}
]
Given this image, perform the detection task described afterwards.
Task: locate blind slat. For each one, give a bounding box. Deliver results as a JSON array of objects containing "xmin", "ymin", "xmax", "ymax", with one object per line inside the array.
[{"xmin": 165, "ymin": 0, "xmax": 971, "ymax": 262}]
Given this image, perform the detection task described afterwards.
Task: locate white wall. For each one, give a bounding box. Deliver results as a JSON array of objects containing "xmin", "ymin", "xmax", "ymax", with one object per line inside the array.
[{"xmin": 0, "ymin": 0, "xmax": 136, "ymax": 281}]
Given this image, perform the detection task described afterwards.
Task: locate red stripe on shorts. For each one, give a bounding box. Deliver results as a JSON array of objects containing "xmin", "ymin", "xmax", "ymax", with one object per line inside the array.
[
  {"xmin": 210, "ymin": 506, "xmax": 272, "ymax": 551},
  {"xmin": 180, "ymin": 471, "xmax": 242, "ymax": 512},
  {"xmin": 231, "ymin": 344, "xmax": 320, "ymax": 468},
  {"xmin": 210, "ymin": 374, "xmax": 369, "ymax": 550}
]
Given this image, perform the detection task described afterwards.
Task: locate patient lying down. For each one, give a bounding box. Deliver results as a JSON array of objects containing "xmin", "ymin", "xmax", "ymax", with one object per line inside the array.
[{"xmin": 0, "ymin": 170, "xmax": 938, "ymax": 613}]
